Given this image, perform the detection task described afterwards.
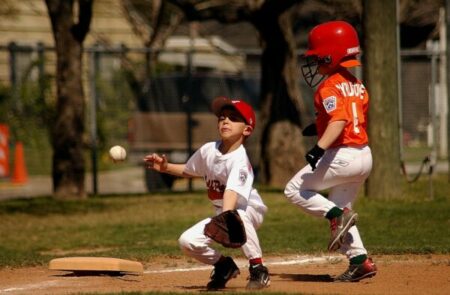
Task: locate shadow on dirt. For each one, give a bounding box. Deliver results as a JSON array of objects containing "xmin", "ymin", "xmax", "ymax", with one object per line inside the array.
[
  {"xmin": 180, "ymin": 285, "xmax": 242, "ymax": 292},
  {"xmin": 52, "ymin": 270, "xmax": 141, "ymax": 281},
  {"xmin": 274, "ymin": 273, "xmax": 333, "ymax": 282}
]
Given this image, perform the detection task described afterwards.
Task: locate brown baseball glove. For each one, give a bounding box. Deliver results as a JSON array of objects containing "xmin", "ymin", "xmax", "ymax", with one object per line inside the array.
[{"xmin": 204, "ymin": 210, "xmax": 247, "ymax": 248}]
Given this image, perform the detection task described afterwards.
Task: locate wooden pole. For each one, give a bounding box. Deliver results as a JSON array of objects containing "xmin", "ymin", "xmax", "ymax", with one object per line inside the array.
[{"xmin": 446, "ymin": 0, "xmax": 450, "ymax": 182}]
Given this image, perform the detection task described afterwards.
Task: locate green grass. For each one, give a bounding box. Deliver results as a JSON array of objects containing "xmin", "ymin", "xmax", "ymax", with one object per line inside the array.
[{"xmin": 0, "ymin": 175, "xmax": 449, "ymax": 268}]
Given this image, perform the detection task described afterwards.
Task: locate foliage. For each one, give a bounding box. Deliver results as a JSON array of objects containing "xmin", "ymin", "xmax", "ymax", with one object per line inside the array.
[
  {"xmin": 0, "ymin": 62, "xmax": 54, "ymax": 140},
  {"xmin": 0, "ymin": 66, "xmax": 55, "ymax": 175},
  {"xmin": 95, "ymin": 70, "xmax": 135, "ymax": 152}
]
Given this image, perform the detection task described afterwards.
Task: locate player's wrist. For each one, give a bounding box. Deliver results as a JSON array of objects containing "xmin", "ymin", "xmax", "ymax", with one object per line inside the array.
[
  {"xmin": 305, "ymin": 144, "xmax": 325, "ymax": 171},
  {"xmin": 311, "ymin": 144, "xmax": 325, "ymax": 156}
]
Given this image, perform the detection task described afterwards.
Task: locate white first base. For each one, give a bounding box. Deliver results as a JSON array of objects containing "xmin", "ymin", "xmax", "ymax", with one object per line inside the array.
[{"xmin": 49, "ymin": 257, "xmax": 143, "ymax": 274}]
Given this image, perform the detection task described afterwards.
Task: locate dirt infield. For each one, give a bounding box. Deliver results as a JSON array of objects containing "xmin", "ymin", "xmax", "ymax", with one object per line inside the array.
[{"xmin": 0, "ymin": 254, "xmax": 449, "ymax": 294}]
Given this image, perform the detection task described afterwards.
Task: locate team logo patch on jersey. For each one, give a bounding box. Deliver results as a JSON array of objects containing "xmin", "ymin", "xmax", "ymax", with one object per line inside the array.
[
  {"xmin": 239, "ymin": 169, "xmax": 248, "ymax": 185},
  {"xmin": 323, "ymin": 96, "xmax": 337, "ymax": 113}
]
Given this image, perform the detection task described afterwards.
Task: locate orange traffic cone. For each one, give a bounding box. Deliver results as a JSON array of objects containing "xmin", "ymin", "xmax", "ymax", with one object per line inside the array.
[{"xmin": 12, "ymin": 141, "xmax": 28, "ymax": 184}]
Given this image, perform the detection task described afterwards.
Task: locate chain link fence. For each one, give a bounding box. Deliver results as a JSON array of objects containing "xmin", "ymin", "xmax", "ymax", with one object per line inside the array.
[{"xmin": 0, "ymin": 42, "xmax": 447, "ymax": 197}]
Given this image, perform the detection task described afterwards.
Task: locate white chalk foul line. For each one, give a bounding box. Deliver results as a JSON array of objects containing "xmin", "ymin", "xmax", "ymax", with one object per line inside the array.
[
  {"xmin": 143, "ymin": 255, "xmax": 341, "ymax": 274},
  {"xmin": 144, "ymin": 265, "xmax": 211, "ymax": 274},
  {"xmin": 268, "ymin": 255, "xmax": 341, "ymax": 266},
  {"xmin": 0, "ymin": 280, "xmax": 61, "ymax": 293}
]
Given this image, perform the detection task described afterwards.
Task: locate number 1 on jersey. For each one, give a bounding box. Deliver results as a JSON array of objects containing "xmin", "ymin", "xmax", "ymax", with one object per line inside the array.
[{"xmin": 351, "ymin": 102, "xmax": 360, "ymax": 134}]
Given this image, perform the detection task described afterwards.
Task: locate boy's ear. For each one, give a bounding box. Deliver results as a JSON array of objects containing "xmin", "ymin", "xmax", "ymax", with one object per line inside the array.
[{"xmin": 243, "ymin": 125, "xmax": 253, "ymax": 136}]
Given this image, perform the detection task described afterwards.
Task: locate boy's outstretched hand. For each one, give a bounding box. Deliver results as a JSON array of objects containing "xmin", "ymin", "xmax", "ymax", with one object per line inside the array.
[{"xmin": 144, "ymin": 153, "xmax": 168, "ymax": 172}]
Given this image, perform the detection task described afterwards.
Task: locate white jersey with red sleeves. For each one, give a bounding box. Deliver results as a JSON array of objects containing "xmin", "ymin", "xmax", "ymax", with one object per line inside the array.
[
  {"xmin": 184, "ymin": 141, "xmax": 267, "ymax": 213},
  {"xmin": 315, "ymin": 70, "xmax": 369, "ymax": 148}
]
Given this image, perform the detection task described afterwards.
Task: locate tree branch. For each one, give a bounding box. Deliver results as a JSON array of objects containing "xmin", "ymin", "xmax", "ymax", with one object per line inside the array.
[
  {"xmin": 72, "ymin": 0, "xmax": 93, "ymax": 43},
  {"xmin": 148, "ymin": 4, "xmax": 184, "ymax": 49},
  {"xmin": 167, "ymin": 0, "xmax": 251, "ymax": 23},
  {"xmin": 121, "ymin": 0, "xmax": 152, "ymax": 45}
]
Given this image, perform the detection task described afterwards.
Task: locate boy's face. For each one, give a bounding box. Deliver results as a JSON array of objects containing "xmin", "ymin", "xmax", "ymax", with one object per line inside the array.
[{"xmin": 217, "ymin": 107, "xmax": 252, "ymax": 141}]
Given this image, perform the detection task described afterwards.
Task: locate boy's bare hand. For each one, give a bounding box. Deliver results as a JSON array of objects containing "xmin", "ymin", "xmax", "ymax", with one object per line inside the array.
[{"xmin": 143, "ymin": 153, "xmax": 168, "ymax": 172}]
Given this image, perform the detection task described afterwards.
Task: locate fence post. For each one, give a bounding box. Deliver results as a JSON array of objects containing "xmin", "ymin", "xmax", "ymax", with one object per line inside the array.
[
  {"xmin": 446, "ymin": 0, "xmax": 450, "ymax": 182},
  {"xmin": 37, "ymin": 42, "xmax": 46, "ymax": 103},
  {"xmin": 183, "ymin": 28, "xmax": 195, "ymax": 192},
  {"xmin": 7, "ymin": 42, "xmax": 19, "ymax": 110},
  {"xmin": 428, "ymin": 42, "xmax": 438, "ymax": 200},
  {"xmin": 397, "ymin": 0, "xmax": 404, "ymax": 164},
  {"xmin": 7, "ymin": 42, "xmax": 17, "ymax": 88}
]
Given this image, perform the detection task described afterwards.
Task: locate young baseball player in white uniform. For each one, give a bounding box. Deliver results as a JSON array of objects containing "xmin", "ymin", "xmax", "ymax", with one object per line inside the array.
[
  {"xmin": 284, "ymin": 21, "xmax": 377, "ymax": 282},
  {"xmin": 144, "ymin": 96, "xmax": 270, "ymax": 290}
]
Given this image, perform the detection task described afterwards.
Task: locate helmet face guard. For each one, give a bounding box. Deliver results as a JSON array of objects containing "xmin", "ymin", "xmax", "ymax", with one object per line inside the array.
[{"xmin": 301, "ymin": 55, "xmax": 331, "ymax": 88}]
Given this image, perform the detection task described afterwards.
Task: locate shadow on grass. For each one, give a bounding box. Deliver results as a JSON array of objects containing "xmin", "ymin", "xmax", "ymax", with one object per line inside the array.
[
  {"xmin": 0, "ymin": 191, "xmax": 202, "ymax": 216},
  {"xmin": 0, "ymin": 197, "xmax": 114, "ymax": 216}
]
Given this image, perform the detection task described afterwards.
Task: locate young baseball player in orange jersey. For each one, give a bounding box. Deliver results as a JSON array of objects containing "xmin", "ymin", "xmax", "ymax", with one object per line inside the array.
[
  {"xmin": 284, "ymin": 20, "xmax": 377, "ymax": 282},
  {"xmin": 144, "ymin": 97, "xmax": 270, "ymax": 290}
]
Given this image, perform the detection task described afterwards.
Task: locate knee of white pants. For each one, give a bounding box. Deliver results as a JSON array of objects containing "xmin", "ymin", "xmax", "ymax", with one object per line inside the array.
[
  {"xmin": 178, "ymin": 231, "xmax": 209, "ymax": 254},
  {"xmin": 178, "ymin": 232, "xmax": 196, "ymax": 252},
  {"xmin": 284, "ymin": 181, "xmax": 298, "ymax": 199}
]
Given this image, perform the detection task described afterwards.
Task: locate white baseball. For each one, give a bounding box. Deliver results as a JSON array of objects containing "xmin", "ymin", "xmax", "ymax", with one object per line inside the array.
[{"xmin": 109, "ymin": 145, "xmax": 127, "ymax": 162}]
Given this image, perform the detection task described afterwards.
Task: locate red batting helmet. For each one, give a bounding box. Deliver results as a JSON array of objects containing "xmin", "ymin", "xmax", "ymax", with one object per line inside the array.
[
  {"xmin": 211, "ymin": 96, "xmax": 256, "ymax": 130},
  {"xmin": 302, "ymin": 21, "xmax": 361, "ymax": 87}
]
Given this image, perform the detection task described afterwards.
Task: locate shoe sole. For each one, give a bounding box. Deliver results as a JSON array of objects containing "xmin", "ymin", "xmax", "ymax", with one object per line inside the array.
[
  {"xmin": 246, "ymin": 278, "xmax": 271, "ymax": 289},
  {"xmin": 206, "ymin": 268, "xmax": 240, "ymax": 290},
  {"xmin": 328, "ymin": 213, "xmax": 358, "ymax": 252},
  {"xmin": 351, "ymin": 271, "xmax": 377, "ymax": 282},
  {"xmin": 335, "ymin": 270, "xmax": 377, "ymax": 282}
]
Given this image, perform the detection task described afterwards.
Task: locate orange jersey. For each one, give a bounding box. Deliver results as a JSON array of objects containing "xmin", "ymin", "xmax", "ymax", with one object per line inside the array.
[{"xmin": 314, "ymin": 70, "xmax": 369, "ymax": 148}]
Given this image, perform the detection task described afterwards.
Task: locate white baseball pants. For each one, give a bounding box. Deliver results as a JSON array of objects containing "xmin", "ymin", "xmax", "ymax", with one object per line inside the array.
[
  {"xmin": 284, "ymin": 145, "xmax": 372, "ymax": 259},
  {"xmin": 178, "ymin": 206, "xmax": 265, "ymax": 265}
]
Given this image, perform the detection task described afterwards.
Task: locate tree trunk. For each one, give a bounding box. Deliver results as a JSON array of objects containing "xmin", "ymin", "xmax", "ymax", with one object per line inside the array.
[
  {"xmin": 46, "ymin": 0, "xmax": 93, "ymax": 199},
  {"xmin": 254, "ymin": 8, "xmax": 307, "ymax": 187},
  {"xmin": 52, "ymin": 35, "xmax": 85, "ymax": 199},
  {"xmin": 363, "ymin": 0, "xmax": 403, "ymax": 198}
]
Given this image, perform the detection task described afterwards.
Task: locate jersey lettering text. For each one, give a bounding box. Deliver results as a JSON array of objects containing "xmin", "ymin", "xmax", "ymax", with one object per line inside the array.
[
  {"xmin": 335, "ymin": 82, "xmax": 365, "ymax": 99},
  {"xmin": 206, "ymin": 179, "xmax": 225, "ymax": 200}
]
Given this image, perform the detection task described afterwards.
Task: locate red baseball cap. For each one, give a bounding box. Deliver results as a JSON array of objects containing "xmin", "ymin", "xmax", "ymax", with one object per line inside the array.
[{"xmin": 211, "ymin": 96, "xmax": 256, "ymax": 130}]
